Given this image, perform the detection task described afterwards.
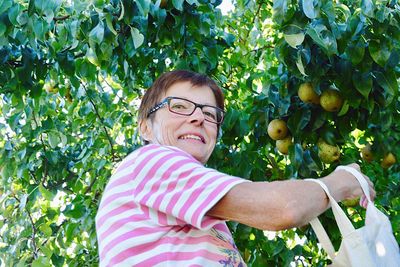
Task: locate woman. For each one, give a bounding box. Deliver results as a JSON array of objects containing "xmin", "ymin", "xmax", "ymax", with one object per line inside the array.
[{"xmin": 96, "ymin": 70, "xmax": 375, "ymax": 266}]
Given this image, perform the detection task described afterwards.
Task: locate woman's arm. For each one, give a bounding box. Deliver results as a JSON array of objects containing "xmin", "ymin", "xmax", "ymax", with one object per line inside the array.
[{"xmin": 206, "ymin": 164, "xmax": 375, "ymax": 231}]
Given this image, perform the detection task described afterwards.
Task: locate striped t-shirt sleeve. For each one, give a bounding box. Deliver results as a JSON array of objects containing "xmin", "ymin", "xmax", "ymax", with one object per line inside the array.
[{"xmin": 128, "ymin": 144, "xmax": 248, "ymax": 230}]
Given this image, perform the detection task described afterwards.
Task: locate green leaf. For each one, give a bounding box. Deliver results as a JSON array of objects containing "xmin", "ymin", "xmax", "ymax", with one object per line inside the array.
[
  {"xmin": 361, "ymin": 0, "xmax": 374, "ymax": 17},
  {"xmin": 0, "ymin": 22, "xmax": 5, "ymax": 38},
  {"xmin": 19, "ymin": 194, "xmax": 28, "ymax": 210},
  {"xmin": 41, "ymin": 244, "xmax": 53, "ymax": 259},
  {"xmin": 130, "ymin": 27, "xmax": 144, "ymax": 49},
  {"xmin": 346, "ymin": 38, "xmax": 365, "ymax": 65},
  {"xmin": 5, "ymin": 140, "xmax": 12, "ymax": 150},
  {"xmin": 302, "ymin": 0, "xmax": 319, "ymax": 19},
  {"xmin": 105, "ymin": 14, "xmax": 117, "ymax": 35},
  {"xmin": 294, "ymin": 143, "xmax": 304, "ymax": 164},
  {"xmin": 8, "ymin": 4, "xmax": 21, "ymax": 26},
  {"xmin": 63, "ymin": 203, "xmax": 87, "ymax": 219},
  {"xmin": 284, "ymin": 33, "xmax": 305, "ymax": 48},
  {"xmin": 352, "ymin": 71, "xmax": 372, "ymax": 98},
  {"xmin": 48, "ymin": 131, "xmax": 60, "ymax": 148},
  {"xmin": 33, "ymin": 18, "xmax": 47, "ymax": 41},
  {"xmin": 89, "ymin": 21, "xmax": 105, "ymax": 44},
  {"xmin": 369, "ymin": 39, "xmax": 390, "ymax": 66},
  {"xmin": 338, "ymin": 100, "xmax": 350, "ymax": 116},
  {"xmin": 172, "ymin": 0, "xmax": 184, "ymax": 11},
  {"xmin": 39, "ymin": 223, "xmax": 53, "ymax": 237},
  {"xmin": 86, "ymin": 47, "xmax": 99, "ymax": 66},
  {"xmin": 287, "ymin": 108, "xmax": 311, "ymax": 134},
  {"xmin": 28, "ymin": 0, "xmax": 35, "ymax": 16},
  {"xmin": 136, "ymin": 0, "xmax": 150, "ymax": 16},
  {"xmin": 43, "ymin": 8, "xmax": 54, "ymax": 23},
  {"xmin": 0, "ymin": 0, "xmax": 12, "ymax": 14},
  {"xmin": 32, "ymin": 256, "xmax": 50, "ymax": 267},
  {"xmin": 17, "ymin": 147, "xmax": 27, "ymax": 160},
  {"xmin": 118, "ymin": 0, "xmax": 125, "ymax": 20},
  {"xmin": 296, "ymin": 51, "xmax": 307, "ymax": 76},
  {"xmin": 374, "ymin": 70, "xmax": 397, "ymax": 100},
  {"xmin": 303, "ymin": 149, "xmax": 320, "ymax": 171},
  {"xmin": 34, "ymin": 0, "xmax": 47, "ymax": 13},
  {"xmin": 273, "ymin": 0, "xmax": 288, "ymax": 23},
  {"xmin": 283, "ymin": 25, "xmax": 305, "ymax": 48},
  {"xmin": 223, "ymin": 32, "xmax": 235, "ymax": 46},
  {"xmin": 39, "ymin": 184, "xmax": 53, "ymax": 201},
  {"xmin": 306, "ymin": 23, "xmax": 337, "ymax": 56},
  {"xmin": 60, "ymin": 132, "xmax": 68, "ymax": 147}
]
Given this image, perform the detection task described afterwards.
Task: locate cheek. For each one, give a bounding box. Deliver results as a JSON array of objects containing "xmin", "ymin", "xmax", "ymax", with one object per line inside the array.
[
  {"xmin": 208, "ymin": 126, "xmax": 219, "ymax": 141},
  {"xmin": 159, "ymin": 121, "xmax": 177, "ymax": 141}
]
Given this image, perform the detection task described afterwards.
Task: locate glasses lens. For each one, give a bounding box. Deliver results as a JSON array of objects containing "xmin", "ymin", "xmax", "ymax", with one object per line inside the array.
[
  {"xmin": 168, "ymin": 98, "xmax": 223, "ymax": 124},
  {"xmin": 202, "ymin": 106, "xmax": 220, "ymax": 123},
  {"xmin": 169, "ymin": 98, "xmax": 194, "ymax": 115}
]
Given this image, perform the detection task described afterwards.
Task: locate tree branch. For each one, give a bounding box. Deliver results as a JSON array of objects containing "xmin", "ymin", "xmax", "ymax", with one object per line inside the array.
[
  {"xmin": 32, "ymin": 110, "xmax": 49, "ymax": 185},
  {"xmin": 53, "ymin": 15, "xmax": 70, "ymax": 21},
  {"xmin": 80, "ymin": 81, "xmax": 120, "ymax": 162},
  {"xmin": 6, "ymin": 60, "xmax": 23, "ymax": 68},
  {"xmin": 246, "ymin": 2, "xmax": 263, "ymax": 40},
  {"xmin": 13, "ymin": 195, "xmax": 38, "ymax": 259},
  {"xmin": 84, "ymin": 173, "xmax": 97, "ymax": 194},
  {"xmin": 100, "ymin": 74, "xmax": 134, "ymax": 117}
]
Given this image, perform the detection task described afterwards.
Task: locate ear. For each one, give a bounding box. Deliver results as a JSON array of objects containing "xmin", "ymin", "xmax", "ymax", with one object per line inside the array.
[{"xmin": 139, "ymin": 119, "xmax": 154, "ymax": 143}]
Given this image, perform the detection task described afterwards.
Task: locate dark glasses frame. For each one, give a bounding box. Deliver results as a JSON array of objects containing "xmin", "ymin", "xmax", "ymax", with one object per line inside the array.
[{"xmin": 147, "ymin": 96, "xmax": 224, "ymax": 124}]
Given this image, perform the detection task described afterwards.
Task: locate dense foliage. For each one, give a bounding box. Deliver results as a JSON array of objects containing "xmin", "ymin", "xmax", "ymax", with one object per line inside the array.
[{"xmin": 0, "ymin": 0, "xmax": 399, "ymax": 266}]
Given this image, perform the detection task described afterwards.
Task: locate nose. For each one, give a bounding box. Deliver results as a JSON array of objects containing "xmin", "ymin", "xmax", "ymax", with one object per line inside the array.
[{"xmin": 188, "ymin": 107, "xmax": 205, "ymax": 125}]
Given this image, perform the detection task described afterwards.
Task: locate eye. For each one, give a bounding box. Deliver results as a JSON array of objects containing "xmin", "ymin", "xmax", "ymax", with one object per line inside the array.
[
  {"xmin": 169, "ymin": 100, "xmax": 191, "ymax": 113},
  {"xmin": 171, "ymin": 104, "xmax": 186, "ymax": 110},
  {"xmin": 204, "ymin": 111, "xmax": 216, "ymax": 120}
]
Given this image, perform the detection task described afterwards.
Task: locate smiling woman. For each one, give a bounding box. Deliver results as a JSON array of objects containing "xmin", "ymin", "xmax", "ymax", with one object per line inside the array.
[
  {"xmin": 95, "ymin": 70, "xmax": 376, "ymax": 267},
  {"xmin": 140, "ymin": 80, "xmax": 220, "ymax": 164}
]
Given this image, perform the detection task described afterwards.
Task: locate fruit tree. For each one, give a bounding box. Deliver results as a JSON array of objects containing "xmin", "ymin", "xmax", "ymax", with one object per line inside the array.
[{"xmin": 1, "ymin": 0, "xmax": 399, "ymax": 266}]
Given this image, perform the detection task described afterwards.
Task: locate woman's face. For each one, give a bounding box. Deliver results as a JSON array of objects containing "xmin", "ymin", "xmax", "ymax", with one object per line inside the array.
[{"xmin": 142, "ymin": 81, "xmax": 219, "ymax": 164}]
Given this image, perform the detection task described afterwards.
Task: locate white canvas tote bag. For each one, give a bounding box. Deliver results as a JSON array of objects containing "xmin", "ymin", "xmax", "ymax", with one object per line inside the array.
[{"xmin": 306, "ymin": 166, "xmax": 400, "ymax": 267}]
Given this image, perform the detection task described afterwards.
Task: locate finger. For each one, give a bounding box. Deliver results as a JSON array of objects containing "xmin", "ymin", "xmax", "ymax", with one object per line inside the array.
[
  {"xmin": 370, "ymin": 186, "xmax": 376, "ymax": 201},
  {"xmin": 362, "ymin": 199, "xmax": 367, "ymax": 208},
  {"xmin": 360, "ymin": 196, "xmax": 368, "ymax": 208},
  {"xmin": 359, "ymin": 195, "xmax": 365, "ymax": 207},
  {"xmin": 348, "ymin": 163, "xmax": 360, "ymax": 171},
  {"xmin": 361, "ymin": 174, "xmax": 375, "ymax": 199}
]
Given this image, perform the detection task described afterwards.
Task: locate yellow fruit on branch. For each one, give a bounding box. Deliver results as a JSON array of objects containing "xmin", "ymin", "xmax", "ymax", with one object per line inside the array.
[
  {"xmin": 361, "ymin": 144, "xmax": 374, "ymax": 162},
  {"xmin": 342, "ymin": 197, "xmax": 359, "ymax": 207},
  {"xmin": 320, "ymin": 88, "xmax": 343, "ymax": 112},
  {"xmin": 276, "ymin": 135, "xmax": 293, "ymax": 155},
  {"xmin": 298, "ymin": 82, "xmax": 320, "ymax": 105},
  {"xmin": 317, "ymin": 139, "xmax": 340, "ymax": 163},
  {"xmin": 267, "ymin": 119, "xmax": 288, "ymax": 140},
  {"xmin": 381, "ymin": 152, "xmax": 396, "ymax": 169}
]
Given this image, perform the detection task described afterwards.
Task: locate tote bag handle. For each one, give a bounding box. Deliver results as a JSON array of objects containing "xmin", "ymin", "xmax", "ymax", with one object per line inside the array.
[
  {"xmin": 306, "ymin": 166, "xmax": 372, "ymax": 259},
  {"xmin": 335, "ymin": 166, "xmax": 372, "ymax": 203}
]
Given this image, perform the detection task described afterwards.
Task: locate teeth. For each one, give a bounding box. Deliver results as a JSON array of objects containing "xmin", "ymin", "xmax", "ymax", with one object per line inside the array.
[{"xmin": 179, "ymin": 135, "xmax": 203, "ymax": 142}]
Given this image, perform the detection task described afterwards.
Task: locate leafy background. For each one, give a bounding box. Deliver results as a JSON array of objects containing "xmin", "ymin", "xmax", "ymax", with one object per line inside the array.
[{"xmin": 0, "ymin": 0, "xmax": 399, "ymax": 266}]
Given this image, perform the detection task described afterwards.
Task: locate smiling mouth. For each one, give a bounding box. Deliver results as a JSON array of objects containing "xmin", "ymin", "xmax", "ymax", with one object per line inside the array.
[{"xmin": 178, "ymin": 134, "xmax": 205, "ymax": 143}]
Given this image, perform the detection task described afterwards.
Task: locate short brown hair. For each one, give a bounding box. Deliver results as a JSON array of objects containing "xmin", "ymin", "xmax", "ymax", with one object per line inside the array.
[{"xmin": 138, "ymin": 70, "xmax": 224, "ymax": 124}]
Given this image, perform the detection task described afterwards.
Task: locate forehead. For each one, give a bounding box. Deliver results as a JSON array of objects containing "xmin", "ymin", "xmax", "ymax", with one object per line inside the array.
[{"xmin": 163, "ymin": 81, "xmax": 216, "ymax": 106}]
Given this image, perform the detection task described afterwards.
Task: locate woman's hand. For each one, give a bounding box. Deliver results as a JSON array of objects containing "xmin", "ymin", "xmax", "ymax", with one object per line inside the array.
[{"xmin": 321, "ymin": 163, "xmax": 376, "ymax": 208}]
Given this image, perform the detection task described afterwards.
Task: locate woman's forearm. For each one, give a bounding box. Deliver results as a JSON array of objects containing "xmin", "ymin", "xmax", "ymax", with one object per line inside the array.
[{"xmin": 207, "ymin": 167, "xmax": 369, "ymax": 231}]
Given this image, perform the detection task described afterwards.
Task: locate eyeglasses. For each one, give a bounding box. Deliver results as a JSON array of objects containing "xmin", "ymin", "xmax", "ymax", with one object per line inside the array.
[{"xmin": 147, "ymin": 97, "xmax": 224, "ymax": 124}]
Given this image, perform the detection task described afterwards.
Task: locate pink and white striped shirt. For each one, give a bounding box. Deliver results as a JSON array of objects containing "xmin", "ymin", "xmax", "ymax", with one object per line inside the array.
[{"xmin": 96, "ymin": 144, "xmax": 249, "ymax": 266}]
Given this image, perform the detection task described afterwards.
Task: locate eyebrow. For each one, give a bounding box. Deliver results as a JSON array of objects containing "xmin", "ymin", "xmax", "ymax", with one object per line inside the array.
[{"xmin": 166, "ymin": 95, "xmax": 217, "ymax": 106}]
